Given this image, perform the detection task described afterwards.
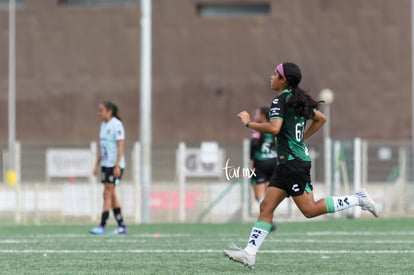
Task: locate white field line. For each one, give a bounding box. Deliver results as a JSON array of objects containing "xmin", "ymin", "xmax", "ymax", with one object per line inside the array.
[
  {"xmin": 209, "ymin": 232, "xmax": 414, "ymax": 238},
  {"xmin": 0, "ymin": 249, "xmax": 414, "ymax": 254},
  {"xmin": 265, "ymin": 239, "xmax": 414, "ymax": 244},
  {"xmin": 22, "ymin": 231, "xmax": 414, "ymax": 239},
  {"xmin": 210, "ymin": 232, "xmax": 414, "ymax": 238},
  {"xmin": 2, "ymin": 239, "xmax": 414, "ymax": 245},
  {"xmin": 92, "ymin": 239, "xmax": 414, "ymax": 244},
  {"xmin": 93, "ymin": 239, "xmax": 414, "ymax": 244},
  {"xmin": 0, "ymin": 240, "xmax": 36, "ymax": 244},
  {"xmin": 25, "ymin": 233, "xmax": 192, "ymax": 238},
  {"xmin": 306, "ymin": 231, "xmax": 414, "ymax": 236}
]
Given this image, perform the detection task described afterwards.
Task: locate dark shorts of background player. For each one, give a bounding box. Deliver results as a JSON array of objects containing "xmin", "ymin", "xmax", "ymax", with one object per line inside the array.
[
  {"xmin": 269, "ymin": 159, "xmax": 313, "ymax": 197},
  {"xmin": 101, "ymin": 166, "xmax": 124, "ymax": 184},
  {"xmin": 251, "ymin": 158, "xmax": 278, "ymax": 185}
]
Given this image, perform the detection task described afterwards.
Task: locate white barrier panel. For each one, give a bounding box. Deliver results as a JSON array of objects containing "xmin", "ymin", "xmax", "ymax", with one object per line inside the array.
[
  {"xmin": 46, "ymin": 149, "xmax": 92, "ymax": 178},
  {"xmin": 183, "ymin": 148, "xmax": 224, "ymax": 177}
]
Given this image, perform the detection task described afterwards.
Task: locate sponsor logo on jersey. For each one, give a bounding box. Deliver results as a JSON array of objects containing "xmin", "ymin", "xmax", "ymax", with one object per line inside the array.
[
  {"xmin": 270, "ymin": 107, "xmax": 280, "ymax": 116},
  {"xmin": 273, "ymin": 98, "xmax": 279, "ymax": 104}
]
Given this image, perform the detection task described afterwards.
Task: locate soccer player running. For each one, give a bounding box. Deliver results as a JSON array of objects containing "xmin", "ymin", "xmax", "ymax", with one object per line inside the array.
[
  {"xmin": 249, "ymin": 107, "xmax": 277, "ymax": 231},
  {"xmin": 224, "ymin": 62, "xmax": 378, "ymax": 268},
  {"xmin": 90, "ymin": 101, "xmax": 128, "ymax": 235}
]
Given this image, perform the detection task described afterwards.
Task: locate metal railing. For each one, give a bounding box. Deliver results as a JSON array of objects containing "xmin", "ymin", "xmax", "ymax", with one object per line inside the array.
[{"xmin": 0, "ymin": 139, "xmax": 413, "ymax": 224}]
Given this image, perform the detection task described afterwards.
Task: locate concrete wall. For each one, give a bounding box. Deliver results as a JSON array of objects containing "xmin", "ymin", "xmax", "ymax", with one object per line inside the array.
[{"xmin": 0, "ymin": 0, "xmax": 411, "ymax": 144}]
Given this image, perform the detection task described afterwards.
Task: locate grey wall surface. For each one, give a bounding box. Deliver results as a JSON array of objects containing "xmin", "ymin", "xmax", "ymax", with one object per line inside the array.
[{"xmin": 0, "ymin": 0, "xmax": 410, "ymax": 144}]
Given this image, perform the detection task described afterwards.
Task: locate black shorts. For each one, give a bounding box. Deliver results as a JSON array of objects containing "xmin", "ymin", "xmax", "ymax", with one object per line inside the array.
[
  {"xmin": 251, "ymin": 159, "xmax": 277, "ymax": 185},
  {"xmin": 101, "ymin": 166, "xmax": 124, "ymax": 184},
  {"xmin": 269, "ymin": 159, "xmax": 313, "ymax": 197}
]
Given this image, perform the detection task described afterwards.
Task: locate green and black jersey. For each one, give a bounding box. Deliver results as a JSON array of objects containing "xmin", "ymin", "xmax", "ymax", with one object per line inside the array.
[
  {"xmin": 269, "ymin": 89, "xmax": 311, "ymax": 164},
  {"xmin": 250, "ymin": 131, "xmax": 277, "ymax": 161}
]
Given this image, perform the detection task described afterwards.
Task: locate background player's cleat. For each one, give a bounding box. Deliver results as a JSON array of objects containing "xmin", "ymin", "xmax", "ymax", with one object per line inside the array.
[
  {"xmin": 109, "ymin": 226, "xmax": 128, "ymax": 235},
  {"xmin": 89, "ymin": 226, "xmax": 106, "ymax": 235},
  {"xmin": 355, "ymin": 189, "xmax": 378, "ymax": 217},
  {"xmin": 223, "ymin": 243, "xmax": 255, "ymax": 268}
]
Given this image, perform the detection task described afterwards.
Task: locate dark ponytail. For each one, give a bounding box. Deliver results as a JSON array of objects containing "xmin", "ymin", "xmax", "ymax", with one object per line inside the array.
[
  {"xmin": 102, "ymin": 101, "xmax": 122, "ymax": 121},
  {"xmin": 281, "ymin": 62, "xmax": 322, "ymax": 120}
]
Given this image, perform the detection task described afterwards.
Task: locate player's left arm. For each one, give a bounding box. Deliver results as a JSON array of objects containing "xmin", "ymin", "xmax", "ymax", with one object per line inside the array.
[
  {"xmin": 114, "ymin": 139, "xmax": 124, "ymax": 177},
  {"xmin": 115, "ymin": 140, "xmax": 124, "ymax": 167},
  {"xmin": 304, "ymin": 110, "xmax": 326, "ymax": 140},
  {"xmin": 114, "ymin": 123, "xmax": 125, "ymax": 177}
]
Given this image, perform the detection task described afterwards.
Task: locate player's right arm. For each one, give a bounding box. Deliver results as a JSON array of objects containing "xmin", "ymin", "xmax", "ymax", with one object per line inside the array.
[
  {"xmin": 244, "ymin": 119, "xmax": 282, "ymax": 136},
  {"xmin": 238, "ymin": 96, "xmax": 285, "ymax": 135}
]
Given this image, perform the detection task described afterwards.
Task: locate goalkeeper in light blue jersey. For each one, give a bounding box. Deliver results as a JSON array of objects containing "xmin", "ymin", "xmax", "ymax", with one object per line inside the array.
[{"xmin": 90, "ymin": 101, "xmax": 128, "ymax": 235}]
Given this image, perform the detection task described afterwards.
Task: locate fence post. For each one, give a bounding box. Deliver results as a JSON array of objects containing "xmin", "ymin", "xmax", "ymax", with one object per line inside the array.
[
  {"xmin": 133, "ymin": 142, "xmax": 141, "ymax": 224},
  {"xmin": 90, "ymin": 141, "xmax": 98, "ymax": 222},
  {"xmin": 2, "ymin": 151, "xmax": 6, "ymax": 184},
  {"xmin": 324, "ymin": 138, "xmax": 332, "ymax": 197},
  {"xmin": 177, "ymin": 142, "xmax": 186, "ymax": 222},
  {"xmin": 14, "ymin": 142, "xmax": 22, "ymax": 224},
  {"xmin": 3, "ymin": 146, "xmax": 21, "ymax": 223},
  {"xmin": 397, "ymin": 147, "xmax": 407, "ymax": 213},
  {"xmin": 361, "ymin": 140, "xmax": 368, "ymax": 188},
  {"xmin": 242, "ymin": 139, "xmax": 249, "ymax": 222},
  {"xmin": 333, "ymin": 141, "xmax": 341, "ymax": 195},
  {"xmin": 333, "ymin": 141, "xmax": 341, "ymax": 218},
  {"xmin": 353, "ymin": 138, "xmax": 362, "ymax": 218}
]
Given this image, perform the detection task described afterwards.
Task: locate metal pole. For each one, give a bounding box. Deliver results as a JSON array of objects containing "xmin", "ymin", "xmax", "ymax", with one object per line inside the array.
[
  {"xmin": 411, "ymin": 0, "xmax": 414, "ymax": 181},
  {"xmin": 178, "ymin": 142, "xmax": 186, "ymax": 223},
  {"xmin": 332, "ymin": 140, "xmax": 340, "ymax": 218},
  {"xmin": 140, "ymin": 0, "xmax": 152, "ymax": 223},
  {"xmin": 323, "ymin": 104, "xmax": 332, "ymax": 196},
  {"xmin": 241, "ymin": 139, "xmax": 250, "ymax": 222},
  {"xmin": 90, "ymin": 142, "xmax": 98, "ymax": 222},
  {"xmin": 323, "ymin": 104, "xmax": 330, "ymax": 143},
  {"xmin": 133, "ymin": 142, "xmax": 141, "ymax": 224},
  {"xmin": 8, "ymin": 0, "xmax": 16, "ymax": 173},
  {"xmin": 353, "ymin": 138, "xmax": 362, "ymax": 218}
]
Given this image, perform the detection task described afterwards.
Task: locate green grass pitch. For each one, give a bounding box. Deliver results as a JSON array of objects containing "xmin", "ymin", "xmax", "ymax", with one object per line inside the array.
[{"xmin": 0, "ymin": 218, "xmax": 413, "ymax": 274}]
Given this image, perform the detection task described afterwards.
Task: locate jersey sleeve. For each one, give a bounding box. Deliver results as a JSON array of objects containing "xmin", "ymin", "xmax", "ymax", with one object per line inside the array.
[
  {"xmin": 269, "ymin": 95, "xmax": 286, "ymax": 120},
  {"xmin": 114, "ymin": 121, "xmax": 125, "ymax": 141}
]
